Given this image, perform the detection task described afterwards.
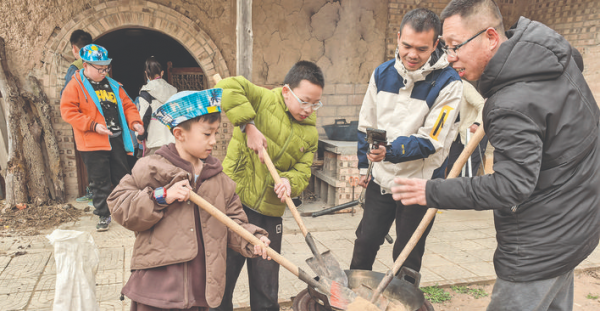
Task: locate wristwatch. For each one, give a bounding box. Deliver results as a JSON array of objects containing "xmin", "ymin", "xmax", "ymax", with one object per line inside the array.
[{"xmin": 153, "ymin": 187, "xmax": 168, "ymax": 205}]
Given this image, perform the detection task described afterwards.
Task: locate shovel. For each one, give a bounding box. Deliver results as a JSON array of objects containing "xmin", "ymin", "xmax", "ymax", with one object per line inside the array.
[
  {"xmin": 358, "ymin": 126, "xmax": 487, "ymax": 310},
  {"xmin": 261, "ymin": 147, "xmax": 349, "ymax": 287},
  {"xmin": 188, "ymin": 191, "xmax": 357, "ymax": 310}
]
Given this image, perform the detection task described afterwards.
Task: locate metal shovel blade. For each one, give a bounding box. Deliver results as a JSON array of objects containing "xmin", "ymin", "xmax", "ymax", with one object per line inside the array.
[
  {"xmin": 306, "ymin": 250, "xmax": 349, "ymax": 287},
  {"xmin": 318, "ymin": 276, "xmax": 357, "ymax": 310}
]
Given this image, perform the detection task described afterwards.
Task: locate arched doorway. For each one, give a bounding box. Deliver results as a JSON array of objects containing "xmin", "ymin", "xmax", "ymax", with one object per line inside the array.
[
  {"xmin": 94, "ymin": 28, "xmax": 201, "ymax": 97},
  {"xmin": 39, "ymin": 1, "xmax": 233, "ymax": 199}
]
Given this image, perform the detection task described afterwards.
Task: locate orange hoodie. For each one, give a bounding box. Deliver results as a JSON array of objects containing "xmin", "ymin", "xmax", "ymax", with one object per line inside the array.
[{"xmin": 60, "ymin": 70, "xmax": 142, "ymax": 153}]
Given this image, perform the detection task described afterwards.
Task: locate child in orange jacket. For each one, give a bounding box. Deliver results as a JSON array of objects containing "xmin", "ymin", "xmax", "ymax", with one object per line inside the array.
[{"xmin": 60, "ymin": 43, "xmax": 143, "ymax": 231}]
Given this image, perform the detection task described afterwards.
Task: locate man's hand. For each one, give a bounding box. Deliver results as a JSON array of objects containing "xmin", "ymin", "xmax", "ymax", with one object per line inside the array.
[
  {"xmin": 274, "ymin": 177, "xmax": 291, "ymax": 202},
  {"xmin": 95, "ymin": 123, "xmax": 113, "ymax": 136},
  {"xmin": 469, "ymin": 123, "xmax": 479, "ymax": 133},
  {"xmin": 133, "ymin": 123, "xmax": 145, "ymax": 136},
  {"xmin": 246, "ymin": 123, "xmax": 267, "ymax": 163},
  {"xmin": 254, "ymin": 236, "xmax": 272, "ymax": 260},
  {"xmin": 165, "ymin": 179, "xmax": 192, "ymax": 204},
  {"xmin": 358, "ymin": 175, "xmax": 371, "ymax": 188},
  {"xmin": 391, "ymin": 177, "xmax": 428, "ymax": 206},
  {"xmin": 367, "ymin": 145, "xmax": 386, "ymax": 162}
]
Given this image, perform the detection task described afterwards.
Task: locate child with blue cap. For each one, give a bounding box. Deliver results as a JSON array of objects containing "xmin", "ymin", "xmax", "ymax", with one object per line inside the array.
[
  {"xmin": 107, "ymin": 89, "xmax": 271, "ymax": 311},
  {"xmin": 61, "ymin": 43, "xmax": 144, "ymax": 231}
]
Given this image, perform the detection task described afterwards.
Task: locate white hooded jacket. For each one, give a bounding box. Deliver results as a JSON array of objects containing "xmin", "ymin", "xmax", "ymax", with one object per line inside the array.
[
  {"xmin": 358, "ymin": 49, "xmax": 462, "ymax": 193},
  {"xmin": 138, "ymin": 79, "xmax": 177, "ymax": 149}
]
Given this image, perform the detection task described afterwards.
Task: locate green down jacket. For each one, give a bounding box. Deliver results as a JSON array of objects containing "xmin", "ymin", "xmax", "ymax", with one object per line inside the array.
[{"xmin": 217, "ymin": 76, "xmax": 318, "ymax": 217}]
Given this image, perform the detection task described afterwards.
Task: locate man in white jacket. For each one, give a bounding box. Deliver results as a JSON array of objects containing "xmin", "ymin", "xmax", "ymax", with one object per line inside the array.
[{"xmin": 351, "ymin": 8, "xmax": 462, "ymax": 272}]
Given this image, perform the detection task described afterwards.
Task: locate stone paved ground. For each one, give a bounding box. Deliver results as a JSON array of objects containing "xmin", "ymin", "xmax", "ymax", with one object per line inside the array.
[{"xmin": 1, "ymin": 201, "xmax": 599, "ymax": 310}]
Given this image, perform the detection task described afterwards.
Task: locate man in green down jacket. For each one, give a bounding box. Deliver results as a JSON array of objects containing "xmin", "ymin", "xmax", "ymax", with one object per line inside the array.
[{"xmin": 212, "ymin": 61, "xmax": 323, "ymax": 311}]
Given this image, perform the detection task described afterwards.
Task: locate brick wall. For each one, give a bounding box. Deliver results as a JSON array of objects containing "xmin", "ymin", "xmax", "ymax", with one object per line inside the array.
[
  {"xmin": 38, "ymin": 1, "xmax": 233, "ymax": 199},
  {"xmin": 316, "ymin": 83, "xmax": 368, "ymax": 138},
  {"xmin": 525, "ymin": 0, "xmax": 600, "ymax": 103}
]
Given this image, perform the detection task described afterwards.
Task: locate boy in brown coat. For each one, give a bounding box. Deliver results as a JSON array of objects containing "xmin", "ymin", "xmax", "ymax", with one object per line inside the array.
[{"xmin": 108, "ymin": 89, "xmax": 270, "ymax": 310}]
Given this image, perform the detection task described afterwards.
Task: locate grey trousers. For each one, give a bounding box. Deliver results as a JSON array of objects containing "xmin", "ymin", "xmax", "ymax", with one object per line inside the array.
[{"xmin": 487, "ymin": 270, "xmax": 574, "ymax": 311}]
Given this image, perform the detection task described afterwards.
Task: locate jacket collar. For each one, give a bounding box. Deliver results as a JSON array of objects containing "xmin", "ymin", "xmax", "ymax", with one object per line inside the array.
[
  {"xmin": 155, "ymin": 143, "xmax": 223, "ymax": 184},
  {"xmin": 394, "ymin": 45, "xmax": 449, "ymax": 89}
]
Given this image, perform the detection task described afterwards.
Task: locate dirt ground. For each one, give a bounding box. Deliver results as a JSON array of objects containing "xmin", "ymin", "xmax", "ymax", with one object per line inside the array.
[
  {"xmin": 0, "ymin": 202, "xmax": 85, "ymax": 237},
  {"xmin": 429, "ymin": 270, "xmax": 600, "ymax": 311}
]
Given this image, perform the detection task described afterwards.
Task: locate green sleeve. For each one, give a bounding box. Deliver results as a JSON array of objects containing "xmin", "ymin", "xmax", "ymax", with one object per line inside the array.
[
  {"xmin": 280, "ymin": 137, "xmax": 318, "ymax": 198},
  {"xmin": 216, "ymin": 76, "xmax": 268, "ymax": 126}
]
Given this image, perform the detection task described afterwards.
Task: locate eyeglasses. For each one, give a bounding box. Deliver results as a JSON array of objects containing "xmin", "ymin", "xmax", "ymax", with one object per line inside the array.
[
  {"xmin": 285, "ymin": 84, "xmax": 323, "ymax": 111},
  {"xmin": 442, "ymin": 28, "xmax": 492, "ymax": 58},
  {"xmin": 87, "ymin": 63, "xmax": 111, "ymax": 74}
]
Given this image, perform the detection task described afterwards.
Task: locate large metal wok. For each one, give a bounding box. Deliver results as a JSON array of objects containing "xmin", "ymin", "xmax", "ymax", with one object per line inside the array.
[{"xmin": 307, "ymin": 268, "xmax": 426, "ymax": 311}]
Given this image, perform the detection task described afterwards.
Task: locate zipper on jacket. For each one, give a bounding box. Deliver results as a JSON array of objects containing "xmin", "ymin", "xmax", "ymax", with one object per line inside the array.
[
  {"xmin": 148, "ymin": 227, "xmax": 154, "ymax": 244},
  {"xmin": 254, "ymin": 117, "xmax": 295, "ymax": 210}
]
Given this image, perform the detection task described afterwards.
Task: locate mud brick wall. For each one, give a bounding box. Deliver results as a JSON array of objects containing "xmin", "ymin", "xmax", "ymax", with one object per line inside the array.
[
  {"xmin": 335, "ymin": 154, "xmax": 361, "ymax": 204},
  {"xmin": 318, "ymin": 151, "xmax": 360, "ymax": 205}
]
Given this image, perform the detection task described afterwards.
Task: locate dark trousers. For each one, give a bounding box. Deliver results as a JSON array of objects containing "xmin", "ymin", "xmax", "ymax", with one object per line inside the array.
[
  {"xmin": 350, "ymin": 181, "xmax": 434, "ymax": 273},
  {"xmin": 80, "ymin": 136, "xmax": 131, "ymax": 217},
  {"xmin": 486, "ymin": 270, "xmax": 574, "ymax": 311},
  {"xmin": 211, "ymin": 206, "xmax": 282, "ymax": 311},
  {"xmin": 447, "ymin": 134, "xmax": 489, "ymax": 177}
]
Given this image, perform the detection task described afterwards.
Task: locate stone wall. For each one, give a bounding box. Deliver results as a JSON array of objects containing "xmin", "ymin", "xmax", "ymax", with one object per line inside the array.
[
  {"xmin": 252, "ymin": 0, "xmax": 389, "ymax": 138},
  {"xmin": 524, "ymin": 0, "xmax": 600, "ymax": 103}
]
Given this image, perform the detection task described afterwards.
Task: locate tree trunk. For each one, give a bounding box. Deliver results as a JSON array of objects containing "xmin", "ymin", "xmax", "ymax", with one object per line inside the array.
[
  {"xmin": 0, "ymin": 37, "xmax": 28, "ymax": 205},
  {"xmin": 26, "ymin": 76, "xmax": 65, "ymax": 202},
  {"xmin": 0, "ymin": 37, "xmax": 65, "ymax": 207}
]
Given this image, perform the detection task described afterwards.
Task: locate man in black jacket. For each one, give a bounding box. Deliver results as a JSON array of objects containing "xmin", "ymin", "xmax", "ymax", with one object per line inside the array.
[{"xmin": 392, "ymin": 0, "xmax": 600, "ymax": 310}]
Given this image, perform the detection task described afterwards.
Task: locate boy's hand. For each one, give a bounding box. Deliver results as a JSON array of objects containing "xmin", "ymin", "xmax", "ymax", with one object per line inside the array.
[
  {"xmin": 246, "ymin": 124, "xmax": 267, "ymax": 163},
  {"xmin": 253, "ymin": 236, "xmax": 272, "ymax": 260},
  {"xmin": 166, "ymin": 179, "xmax": 192, "ymax": 204},
  {"xmin": 133, "ymin": 122, "xmax": 145, "ymax": 136},
  {"xmin": 274, "ymin": 177, "xmax": 291, "ymax": 202},
  {"xmin": 367, "ymin": 145, "xmax": 386, "ymax": 162},
  {"xmin": 95, "ymin": 123, "xmax": 113, "ymax": 136}
]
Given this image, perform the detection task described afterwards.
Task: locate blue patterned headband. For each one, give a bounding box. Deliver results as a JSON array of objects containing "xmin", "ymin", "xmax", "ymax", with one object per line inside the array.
[{"xmin": 153, "ymin": 88, "xmax": 223, "ymax": 130}]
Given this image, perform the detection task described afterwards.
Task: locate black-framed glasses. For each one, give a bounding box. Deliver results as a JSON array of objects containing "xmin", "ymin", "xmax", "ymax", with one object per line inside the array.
[
  {"xmin": 442, "ymin": 28, "xmax": 491, "ymax": 57},
  {"xmin": 87, "ymin": 63, "xmax": 111, "ymax": 74},
  {"xmin": 285, "ymin": 84, "xmax": 323, "ymax": 111}
]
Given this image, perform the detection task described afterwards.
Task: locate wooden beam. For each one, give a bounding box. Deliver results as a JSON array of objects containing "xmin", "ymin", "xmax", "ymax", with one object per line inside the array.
[{"xmin": 237, "ymin": 0, "xmax": 253, "ymax": 81}]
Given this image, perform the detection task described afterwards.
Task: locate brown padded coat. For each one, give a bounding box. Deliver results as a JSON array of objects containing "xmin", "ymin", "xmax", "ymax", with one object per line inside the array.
[{"xmin": 108, "ymin": 144, "xmax": 267, "ymax": 308}]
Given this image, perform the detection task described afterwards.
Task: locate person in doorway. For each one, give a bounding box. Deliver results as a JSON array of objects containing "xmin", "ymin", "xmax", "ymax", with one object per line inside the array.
[
  {"xmin": 351, "ymin": 8, "xmax": 462, "ymax": 274},
  {"xmin": 392, "ymin": 0, "xmax": 600, "ymax": 310},
  {"xmin": 211, "ymin": 61, "xmax": 323, "ymax": 311},
  {"xmin": 108, "ymin": 90, "xmax": 271, "ymax": 311},
  {"xmin": 61, "ymin": 29, "xmax": 93, "ymax": 96},
  {"xmin": 446, "ymin": 80, "xmax": 488, "ymax": 177},
  {"xmin": 61, "ymin": 29, "xmax": 94, "ymax": 203},
  {"xmin": 135, "ymin": 56, "xmax": 177, "ymax": 156},
  {"xmin": 61, "ymin": 44, "xmax": 144, "ymax": 231}
]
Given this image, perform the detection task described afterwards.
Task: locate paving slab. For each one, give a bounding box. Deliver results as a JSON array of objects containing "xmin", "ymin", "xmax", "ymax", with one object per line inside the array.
[{"xmin": 0, "ymin": 201, "xmax": 599, "ymax": 310}]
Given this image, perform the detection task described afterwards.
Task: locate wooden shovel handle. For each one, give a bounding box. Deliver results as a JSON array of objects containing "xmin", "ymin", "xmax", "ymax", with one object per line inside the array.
[
  {"xmin": 189, "ymin": 191, "xmax": 300, "ymax": 276},
  {"xmin": 372, "ymin": 126, "xmax": 487, "ymax": 302},
  {"xmin": 261, "ymin": 147, "xmax": 309, "ymax": 237}
]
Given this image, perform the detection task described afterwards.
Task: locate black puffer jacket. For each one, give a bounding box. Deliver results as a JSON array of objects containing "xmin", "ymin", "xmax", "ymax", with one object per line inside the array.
[{"xmin": 427, "ymin": 17, "xmax": 600, "ymax": 282}]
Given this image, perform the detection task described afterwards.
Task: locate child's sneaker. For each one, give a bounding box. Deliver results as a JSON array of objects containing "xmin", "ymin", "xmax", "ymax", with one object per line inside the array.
[
  {"xmin": 96, "ymin": 216, "xmax": 111, "ymax": 232},
  {"xmin": 76, "ymin": 187, "xmax": 93, "ymax": 202}
]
